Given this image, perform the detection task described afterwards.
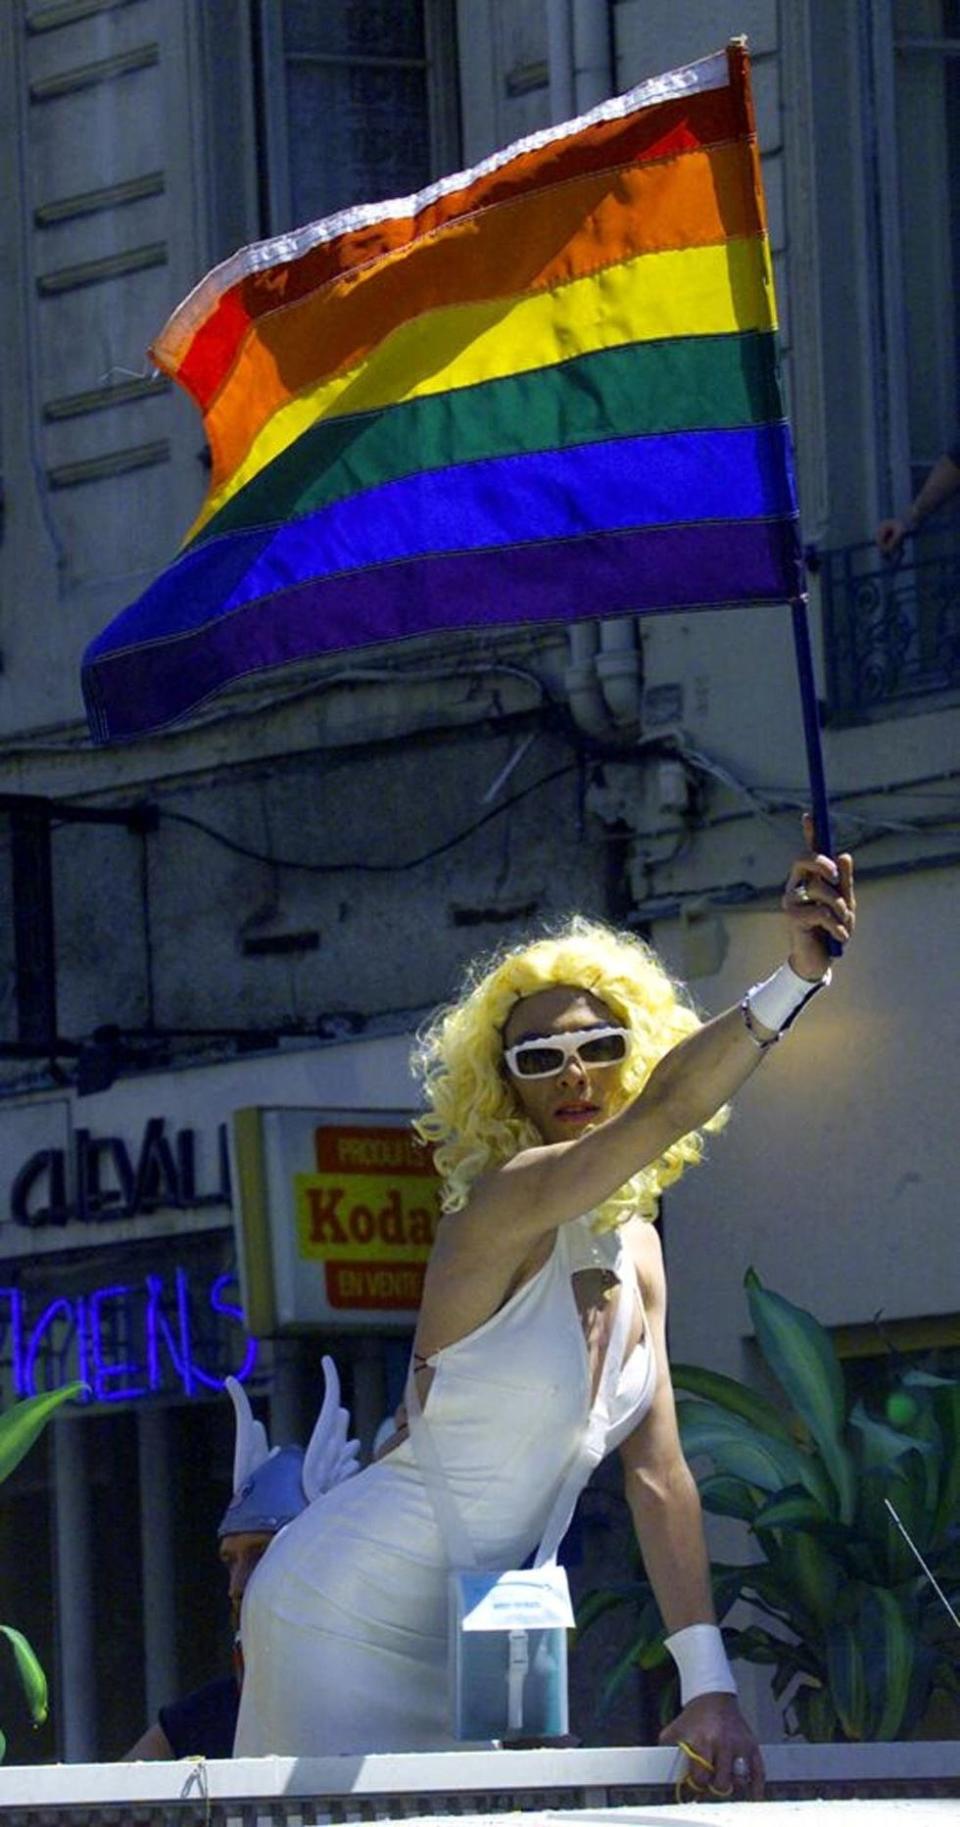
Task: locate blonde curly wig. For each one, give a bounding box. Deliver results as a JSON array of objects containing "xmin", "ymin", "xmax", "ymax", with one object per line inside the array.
[{"xmin": 412, "ymin": 915, "xmax": 728, "ymax": 1233}]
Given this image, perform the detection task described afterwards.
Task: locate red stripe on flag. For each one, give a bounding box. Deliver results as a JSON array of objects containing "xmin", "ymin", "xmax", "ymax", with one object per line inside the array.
[{"xmin": 166, "ymin": 83, "xmax": 746, "ymax": 410}]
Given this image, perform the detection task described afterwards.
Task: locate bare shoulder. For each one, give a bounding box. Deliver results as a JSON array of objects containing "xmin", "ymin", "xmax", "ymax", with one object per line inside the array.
[
  {"xmin": 415, "ymin": 1162, "xmax": 553, "ymax": 1355},
  {"xmin": 436, "ymin": 1145, "xmax": 567, "ymax": 1264},
  {"xmin": 433, "ymin": 1150, "xmax": 552, "ymax": 1260}
]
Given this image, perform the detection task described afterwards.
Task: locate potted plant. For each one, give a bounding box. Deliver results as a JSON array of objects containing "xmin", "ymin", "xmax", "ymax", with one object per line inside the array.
[
  {"xmin": 578, "ymin": 1270, "xmax": 960, "ymax": 1740},
  {"xmin": 0, "ymin": 1385, "xmax": 84, "ymax": 1760}
]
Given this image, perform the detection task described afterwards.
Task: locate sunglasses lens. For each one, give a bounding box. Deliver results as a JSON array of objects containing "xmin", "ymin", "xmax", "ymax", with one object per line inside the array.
[
  {"xmin": 513, "ymin": 1044, "xmax": 565, "ymax": 1078},
  {"xmin": 508, "ymin": 1029, "xmax": 629, "ymax": 1078},
  {"xmin": 579, "ymin": 1031, "xmax": 628, "ymax": 1065}
]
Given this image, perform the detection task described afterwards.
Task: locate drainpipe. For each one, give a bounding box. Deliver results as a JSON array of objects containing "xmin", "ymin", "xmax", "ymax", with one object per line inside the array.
[
  {"xmin": 550, "ymin": 4, "xmax": 642, "ymax": 737},
  {"xmin": 595, "ymin": 616, "xmax": 642, "ymax": 729},
  {"xmin": 546, "ymin": 0, "xmax": 575, "ymax": 121},
  {"xmin": 563, "ymin": 621, "xmax": 614, "ymax": 738},
  {"xmin": 571, "ymin": 0, "xmax": 614, "ymax": 110}
]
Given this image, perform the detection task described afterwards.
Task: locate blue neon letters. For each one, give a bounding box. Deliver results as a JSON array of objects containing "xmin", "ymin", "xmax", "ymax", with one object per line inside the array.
[{"xmin": 1, "ymin": 1268, "xmax": 256, "ymax": 1403}]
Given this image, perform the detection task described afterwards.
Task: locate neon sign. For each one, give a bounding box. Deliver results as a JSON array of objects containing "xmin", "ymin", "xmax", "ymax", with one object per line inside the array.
[{"xmin": 0, "ymin": 1268, "xmax": 257, "ymax": 1404}]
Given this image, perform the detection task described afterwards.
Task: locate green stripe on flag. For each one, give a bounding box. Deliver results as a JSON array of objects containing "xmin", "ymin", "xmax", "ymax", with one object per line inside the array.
[{"xmin": 191, "ymin": 331, "xmax": 783, "ymax": 548}]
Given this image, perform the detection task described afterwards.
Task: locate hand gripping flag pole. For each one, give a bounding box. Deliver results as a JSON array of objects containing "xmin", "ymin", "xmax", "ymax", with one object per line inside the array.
[{"xmin": 82, "ymin": 38, "xmax": 836, "ymax": 886}]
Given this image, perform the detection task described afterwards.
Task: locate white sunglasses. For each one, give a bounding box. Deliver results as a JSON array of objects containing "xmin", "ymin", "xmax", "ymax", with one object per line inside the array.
[{"xmin": 503, "ymin": 1025, "xmax": 631, "ymax": 1081}]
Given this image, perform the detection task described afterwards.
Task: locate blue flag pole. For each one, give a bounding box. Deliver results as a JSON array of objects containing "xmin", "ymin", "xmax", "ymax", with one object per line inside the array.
[{"xmin": 791, "ymin": 595, "xmax": 841, "ymax": 958}]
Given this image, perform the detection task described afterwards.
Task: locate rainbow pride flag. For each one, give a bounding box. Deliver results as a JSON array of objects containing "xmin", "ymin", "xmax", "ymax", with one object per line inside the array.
[{"xmin": 82, "ymin": 41, "xmax": 801, "ymax": 742}]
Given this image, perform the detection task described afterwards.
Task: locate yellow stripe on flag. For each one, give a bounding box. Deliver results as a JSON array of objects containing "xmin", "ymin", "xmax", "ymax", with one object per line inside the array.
[{"xmin": 194, "ymin": 236, "xmax": 775, "ymax": 538}]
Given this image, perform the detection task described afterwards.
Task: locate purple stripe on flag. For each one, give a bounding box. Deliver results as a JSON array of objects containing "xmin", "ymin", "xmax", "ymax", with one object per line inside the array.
[
  {"xmin": 217, "ymin": 424, "xmax": 795, "ymax": 616},
  {"xmin": 84, "ymin": 520, "xmax": 802, "ymax": 741},
  {"xmin": 85, "ymin": 426, "xmax": 795, "ymax": 660}
]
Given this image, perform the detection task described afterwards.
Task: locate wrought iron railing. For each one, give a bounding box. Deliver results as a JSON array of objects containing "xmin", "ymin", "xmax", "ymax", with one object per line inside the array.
[{"xmin": 814, "ymin": 533, "xmax": 960, "ymax": 724}]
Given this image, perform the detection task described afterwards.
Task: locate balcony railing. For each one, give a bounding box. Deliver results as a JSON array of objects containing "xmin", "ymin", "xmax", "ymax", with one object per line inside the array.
[{"xmin": 815, "ymin": 533, "xmax": 960, "ymax": 724}]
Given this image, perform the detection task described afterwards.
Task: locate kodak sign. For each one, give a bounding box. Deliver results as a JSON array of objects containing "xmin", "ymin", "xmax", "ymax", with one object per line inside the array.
[
  {"xmin": 294, "ymin": 1125, "xmax": 440, "ymax": 1312},
  {"xmin": 233, "ymin": 1106, "xmax": 440, "ymax": 1333}
]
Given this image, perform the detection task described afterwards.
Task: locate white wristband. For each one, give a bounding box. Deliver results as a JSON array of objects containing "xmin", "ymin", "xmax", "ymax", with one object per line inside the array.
[
  {"xmin": 665, "ymin": 1623, "xmax": 737, "ymax": 1705},
  {"xmin": 746, "ymin": 960, "xmax": 830, "ymax": 1038}
]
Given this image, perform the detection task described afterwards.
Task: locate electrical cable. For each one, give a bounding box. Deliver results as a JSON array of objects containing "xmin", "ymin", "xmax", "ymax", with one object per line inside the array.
[
  {"xmin": 626, "ymin": 841, "xmax": 960, "ymax": 925},
  {"xmin": 158, "ymin": 764, "xmax": 578, "ymax": 874},
  {"xmin": 667, "ymin": 742, "xmax": 960, "ymax": 840}
]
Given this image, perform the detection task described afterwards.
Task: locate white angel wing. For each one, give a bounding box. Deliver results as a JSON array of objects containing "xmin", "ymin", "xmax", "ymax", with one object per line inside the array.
[
  {"xmin": 301, "ymin": 1355, "xmax": 361, "ymax": 1503},
  {"xmin": 225, "ymin": 1374, "xmax": 271, "ymax": 1490}
]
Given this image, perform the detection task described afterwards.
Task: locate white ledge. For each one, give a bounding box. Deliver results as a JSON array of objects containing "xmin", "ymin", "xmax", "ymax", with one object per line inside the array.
[{"xmin": 0, "ymin": 1739, "xmax": 956, "ymax": 1805}]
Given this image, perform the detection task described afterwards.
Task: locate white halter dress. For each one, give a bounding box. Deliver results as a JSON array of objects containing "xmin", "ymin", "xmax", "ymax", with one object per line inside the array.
[{"xmin": 234, "ymin": 1214, "xmax": 657, "ymax": 1756}]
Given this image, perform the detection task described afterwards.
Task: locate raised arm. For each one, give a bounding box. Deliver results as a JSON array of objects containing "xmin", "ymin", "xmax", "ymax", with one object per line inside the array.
[
  {"xmin": 417, "ymin": 835, "xmax": 852, "ymax": 1355},
  {"xmin": 452, "ymin": 839, "xmax": 852, "ymax": 1254}
]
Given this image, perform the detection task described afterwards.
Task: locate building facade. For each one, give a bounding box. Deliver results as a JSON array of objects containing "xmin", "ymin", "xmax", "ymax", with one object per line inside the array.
[{"xmin": 0, "ymin": 0, "xmax": 957, "ymax": 1759}]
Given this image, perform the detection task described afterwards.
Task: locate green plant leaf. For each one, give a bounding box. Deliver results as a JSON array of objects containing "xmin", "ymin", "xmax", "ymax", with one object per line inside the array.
[
  {"xmin": 825, "ymin": 1619, "xmax": 868, "ymax": 1740},
  {"xmin": 887, "ymin": 1447, "xmax": 938, "ymax": 1556},
  {"xmin": 657, "ymin": 1667, "xmax": 680, "ymax": 1727},
  {"xmin": 710, "ymin": 1564, "xmax": 751, "ymax": 1621},
  {"xmin": 773, "ymin": 1529, "xmax": 844, "ymax": 1631},
  {"xmin": 753, "ymin": 1486, "xmax": 831, "ymax": 1532},
  {"xmin": 848, "ymin": 1401, "xmax": 936, "ymax": 1475},
  {"xmin": 591, "ymin": 1275, "xmax": 960, "ymax": 1745},
  {"xmin": 678, "ymin": 1399, "xmax": 835, "ymax": 1512},
  {"xmin": 790, "ymin": 1681, "xmax": 838, "ymax": 1742},
  {"xmin": 724, "ymin": 1622, "xmax": 794, "ymax": 1667},
  {"xmin": 595, "ymin": 1639, "xmax": 644, "ymax": 1715},
  {"xmin": 634, "ymin": 1635, "xmax": 670, "ymax": 1671},
  {"xmin": 0, "ymin": 1626, "xmax": 48, "ymax": 1726},
  {"xmin": 725, "ymin": 1624, "xmax": 821, "ymax": 1702},
  {"xmin": 671, "ymin": 1363, "xmax": 794, "ymax": 1441},
  {"xmin": 901, "ymin": 1643, "xmax": 939, "ymax": 1738},
  {"xmin": 932, "ymin": 1383, "xmax": 960, "ymax": 1539},
  {"xmin": 596, "ymin": 1634, "xmax": 668, "ymax": 1715},
  {"xmin": 740, "ymin": 1564, "xmax": 816, "ymax": 1638},
  {"xmin": 932, "ymin": 1656, "xmax": 960, "ymax": 1698},
  {"xmin": 0, "ymin": 1725, "xmax": 5, "ymax": 1764},
  {"xmin": 0, "ymin": 1384, "xmax": 87, "ymax": 1485},
  {"xmin": 900, "ymin": 1400, "xmax": 944, "ymax": 1513},
  {"xmin": 855, "ymin": 1471, "xmax": 914, "ymax": 1584},
  {"xmin": 698, "ymin": 1473, "xmax": 762, "ymax": 1521},
  {"xmin": 575, "ymin": 1582, "xmax": 652, "ymax": 1636},
  {"xmin": 857, "ymin": 1586, "xmax": 915, "ymax": 1741},
  {"xmin": 574, "ymin": 1588, "xmax": 627, "ymax": 1636},
  {"xmin": 745, "ymin": 1270, "xmax": 856, "ymax": 1524}
]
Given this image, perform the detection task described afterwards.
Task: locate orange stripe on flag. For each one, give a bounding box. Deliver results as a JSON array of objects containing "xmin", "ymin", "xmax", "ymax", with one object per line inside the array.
[
  {"xmin": 160, "ymin": 82, "xmax": 747, "ymax": 407},
  {"xmin": 201, "ymin": 144, "xmax": 763, "ymax": 493}
]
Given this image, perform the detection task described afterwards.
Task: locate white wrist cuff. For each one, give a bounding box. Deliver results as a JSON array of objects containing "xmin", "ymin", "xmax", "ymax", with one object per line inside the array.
[
  {"xmin": 665, "ymin": 1623, "xmax": 737, "ymax": 1705},
  {"xmin": 746, "ymin": 961, "xmax": 830, "ymax": 1038}
]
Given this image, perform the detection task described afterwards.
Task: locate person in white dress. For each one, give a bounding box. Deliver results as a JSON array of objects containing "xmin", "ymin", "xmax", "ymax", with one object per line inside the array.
[{"xmin": 235, "ymin": 826, "xmax": 854, "ymax": 1801}]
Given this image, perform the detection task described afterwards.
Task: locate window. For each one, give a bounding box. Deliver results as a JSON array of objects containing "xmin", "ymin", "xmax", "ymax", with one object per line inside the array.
[
  {"xmin": 894, "ymin": 1, "xmax": 960, "ymax": 493},
  {"xmin": 256, "ymin": 0, "xmax": 461, "ymax": 234},
  {"xmin": 821, "ymin": 2, "xmax": 960, "ymax": 724}
]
